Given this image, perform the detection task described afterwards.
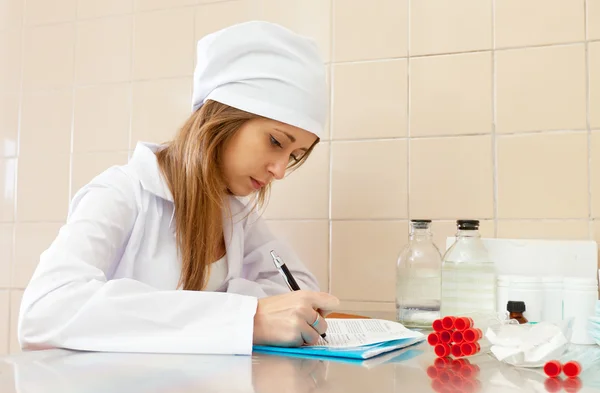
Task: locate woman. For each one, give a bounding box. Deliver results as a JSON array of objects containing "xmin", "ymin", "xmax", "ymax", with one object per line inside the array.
[{"xmin": 17, "ymin": 21, "xmax": 339, "ymax": 355}]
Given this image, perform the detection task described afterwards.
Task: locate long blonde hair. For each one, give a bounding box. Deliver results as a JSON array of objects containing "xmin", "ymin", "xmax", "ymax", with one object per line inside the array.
[{"xmin": 156, "ymin": 100, "xmax": 317, "ymax": 291}]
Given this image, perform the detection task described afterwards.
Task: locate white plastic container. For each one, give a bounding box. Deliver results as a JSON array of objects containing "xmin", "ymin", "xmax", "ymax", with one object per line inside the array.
[
  {"xmin": 507, "ymin": 275, "xmax": 543, "ymax": 323},
  {"xmin": 496, "ymin": 275, "xmax": 511, "ymax": 314},
  {"xmin": 563, "ymin": 277, "xmax": 598, "ymax": 344},
  {"xmin": 542, "ymin": 276, "xmax": 563, "ymax": 324}
]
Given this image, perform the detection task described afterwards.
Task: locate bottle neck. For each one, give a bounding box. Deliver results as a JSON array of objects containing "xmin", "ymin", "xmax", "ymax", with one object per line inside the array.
[
  {"xmin": 409, "ymin": 227, "xmax": 432, "ymax": 241},
  {"xmin": 456, "ymin": 229, "xmax": 481, "ymax": 239}
]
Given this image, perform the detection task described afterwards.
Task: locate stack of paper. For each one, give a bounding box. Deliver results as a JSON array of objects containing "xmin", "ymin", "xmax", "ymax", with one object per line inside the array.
[{"xmin": 253, "ymin": 318, "xmax": 426, "ymax": 360}]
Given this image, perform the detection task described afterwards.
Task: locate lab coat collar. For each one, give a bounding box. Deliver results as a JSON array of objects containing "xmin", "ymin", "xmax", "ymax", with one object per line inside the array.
[{"xmin": 129, "ymin": 142, "xmax": 174, "ymax": 203}]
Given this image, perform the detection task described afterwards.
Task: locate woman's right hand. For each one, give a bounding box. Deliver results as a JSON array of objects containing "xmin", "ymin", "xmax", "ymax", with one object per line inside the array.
[{"xmin": 252, "ymin": 290, "xmax": 340, "ymax": 347}]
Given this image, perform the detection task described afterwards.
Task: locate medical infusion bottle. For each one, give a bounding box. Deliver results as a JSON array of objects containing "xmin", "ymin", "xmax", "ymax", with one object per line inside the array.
[
  {"xmin": 507, "ymin": 301, "xmax": 528, "ymax": 324},
  {"xmin": 396, "ymin": 220, "xmax": 442, "ymax": 328},
  {"xmin": 440, "ymin": 220, "xmax": 496, "ymax": 317}
]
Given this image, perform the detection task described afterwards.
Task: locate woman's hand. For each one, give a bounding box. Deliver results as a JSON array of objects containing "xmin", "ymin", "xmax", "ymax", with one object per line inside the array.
[{"xmin": 252, "ymin": 290, "xmax": 339, "ymax": 347}]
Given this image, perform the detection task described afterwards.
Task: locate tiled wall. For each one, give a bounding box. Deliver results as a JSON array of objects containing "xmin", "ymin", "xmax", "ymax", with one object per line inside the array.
[{"xmin": 0, "ymin": 0, "xmax": 599, "ymax": 355}]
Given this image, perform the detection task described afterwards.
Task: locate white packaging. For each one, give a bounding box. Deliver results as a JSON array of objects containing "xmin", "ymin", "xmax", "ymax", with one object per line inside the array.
[
  {"xmin": 541, "ymin": 276, "xmax": 563, "ymax": 324},
  {"xmin": 497, "ymin": 275, "xmax": 511, "ymax": 313},
  {"xmin": 563, "ymin": 277, "xmax": 598, "ymax": 344}
]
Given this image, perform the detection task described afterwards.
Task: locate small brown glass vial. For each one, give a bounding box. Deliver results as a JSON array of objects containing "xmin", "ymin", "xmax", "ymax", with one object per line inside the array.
[{"xmin": 507, "ymin": 301, "xmax": 528, "ymax": 324}]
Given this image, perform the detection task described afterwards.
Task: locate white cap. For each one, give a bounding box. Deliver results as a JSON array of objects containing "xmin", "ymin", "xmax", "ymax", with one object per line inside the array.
[{"xmin": 191, "ymin": 21, "xmax": 328, "ymax": 139}]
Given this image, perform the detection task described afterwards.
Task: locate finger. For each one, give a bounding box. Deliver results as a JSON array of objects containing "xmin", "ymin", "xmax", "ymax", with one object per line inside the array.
[
  {"xmin": 304, "ymin": 292, "xmax": 340, "ymax": 312},
  {"xmin": 301, "ymin": 321, "xmax": 321, "ymax": 346},
  {"xmin": 309, "ymin": 312, "xmax": 328, "ymax": 336}
]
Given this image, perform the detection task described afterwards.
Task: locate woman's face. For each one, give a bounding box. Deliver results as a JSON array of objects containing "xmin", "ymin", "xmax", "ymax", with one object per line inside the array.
[{"xmin": 222, "ymin": 117, "xmax": 318, "ymax": 197}]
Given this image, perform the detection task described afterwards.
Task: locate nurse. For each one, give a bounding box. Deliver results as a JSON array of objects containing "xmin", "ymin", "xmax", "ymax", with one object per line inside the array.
[{"xmin": 17, "ymin": 21, "xmax": 339, "ymax": 355}]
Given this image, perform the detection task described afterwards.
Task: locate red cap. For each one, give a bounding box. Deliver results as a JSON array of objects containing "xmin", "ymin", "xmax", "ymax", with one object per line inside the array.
[
  {"xmin": 461, "ymin": 343, "xmax": 477, "ymax": 356},
  {"xmin": 451, "ymin": 343, "xmax": 463, "ymax": 357},
  {"xmin": 463, "ymin": 328, "xmax": 482, "ymax": 343},
  {"xmin": 454, "ymin": 317, "xmax": 473, "ymax": 331},
  {"xmin": 563, "ymin": 361, "xmax": 582, "ymax": 378},
  {"xmin": 544, "ymin": 360, "xmax": 562, "ymax": 378},
  {"xmin": 440, "ymin": 330, "xmax": 452, "ymax": 343},
  {"xmin": 563, "ymin": 377, "xmax": 582, "ymax": 393},
  {"xmin": 442, "ymin": 316, "xmax": 456, "ymax": 330},
  {"xmin": 428, "ymin": 332, "xmax": 440, "ymax": 346},
  {"xmin": 544, "ymin": 377, "xmax": 563, "ymax": 393},
  {"xmin": 432, "ymin": 319, "xmax": 444, "ymax": 332},
  {"xmin": 452, "ymin": 330, "xmax": 464, "ymax": 344},
  {"xmin": 427, "ymin": 365, "xmax": 439, "ymax": 379},
  {"xmin": 435, "ymin": 343, "xmax": 451, "ymax": 358}
]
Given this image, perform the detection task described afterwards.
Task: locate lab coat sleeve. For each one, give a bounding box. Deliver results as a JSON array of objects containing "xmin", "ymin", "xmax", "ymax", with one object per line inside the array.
[
  {"xmin": 225, "ymin": 210, "xmax": 321, "ymax": 298},
  {"xmin": 18, "ymin": 168, "xmax": 258, "ymax": 355}
]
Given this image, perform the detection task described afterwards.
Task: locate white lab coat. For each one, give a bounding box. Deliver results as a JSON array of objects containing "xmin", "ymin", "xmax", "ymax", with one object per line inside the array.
[{"xmin": 17, "ymin": 142, "xmax": 320, "ymax": 356}]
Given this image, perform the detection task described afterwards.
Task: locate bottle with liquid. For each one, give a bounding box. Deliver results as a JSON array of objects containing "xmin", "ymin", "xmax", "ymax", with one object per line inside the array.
[
  {"xmin": 396, "ymin": 220, "xmax": 442, "ymax": 328},
  {"xmin": 440, "ymin": 220, "xmax": 496, "ymax": 317}
]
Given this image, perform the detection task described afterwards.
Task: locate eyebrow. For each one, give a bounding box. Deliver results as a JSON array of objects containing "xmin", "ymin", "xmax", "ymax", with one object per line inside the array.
[{"xmin": 275, "ymin": 128, "xmax": 308, "ymax": 152}]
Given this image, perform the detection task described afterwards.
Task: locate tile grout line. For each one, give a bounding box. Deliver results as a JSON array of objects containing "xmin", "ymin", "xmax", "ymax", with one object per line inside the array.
[
  {"xmin": 585, "ymin": 0, "xmax": 593, "ymax": 235},
  {"xmin": 328, "ymin": 0, "xmax": 335, "ymax": 295},
  {"xmin": 68, "ymin": 2, "xmax": 79, "ymax": 210},
  {"xmin": 406, "ymin": 0, "xmax": 412, "ymax": 227},
  {"xmin": 127, "ymin": 7, "xmax": 137, "ymax": 154},
  {"xmin": 491, "ymin": 0, "xmax": 498, "ymax": 237}
]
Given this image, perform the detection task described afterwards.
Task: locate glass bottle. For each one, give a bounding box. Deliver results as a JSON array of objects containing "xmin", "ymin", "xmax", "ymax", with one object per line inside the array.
[
  {"xmin": 440, "ymin": 220, "xmax": 496, "ymax": 317},
  {"xmin": 396, "ymin": 220, "xmax": 442, "ymax": 328}
]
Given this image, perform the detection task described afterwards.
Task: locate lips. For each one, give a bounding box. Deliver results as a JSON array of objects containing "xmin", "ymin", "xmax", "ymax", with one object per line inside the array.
[{"xmin": 251, "ymin": 177, "xmax": 265, "ymax": 190}]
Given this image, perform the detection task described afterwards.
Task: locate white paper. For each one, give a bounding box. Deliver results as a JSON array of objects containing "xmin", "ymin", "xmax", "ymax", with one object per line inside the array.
[{"xmin": 311, "ymin": 319, "xmax": 424, "ymax": 348}]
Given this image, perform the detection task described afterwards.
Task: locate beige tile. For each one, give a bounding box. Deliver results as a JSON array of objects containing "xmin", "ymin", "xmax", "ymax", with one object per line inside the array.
[
  {"xmin": 589, "ymin": 131, "xmax": 600, "ymax": 217},
  {"xmin": 22, "ymin": 23, "xmax": 75, "ymax": 90},
  {"xmin": 495, "ymin": 0, "xmax": 585, "ymax": 48},
  {"xmin": 0, "ymin": 0, "xmax": 23, "ymax": 30},
  {"xmin": 334, "ymin": 0, "xmax": 407, "ymax": 62},
  {"xmin": 135, "ymin": 0, "xmax": 196, "ymax": 12},
  {"xmin": 0, "ymin": 29, "xmax": 21, "ymax": 92},
  {"xmin": 74, "ymin": 84, "xmax": 130, "ymax": 153},
  {"xmin": 260, "ymin": 0, "xmax": 331, "ymax": 63},
  {"xmin": 194, "ymin": 0, "xmax": 260, "ymax": 41},
  {"xmin": 9, "ymin": 289, "xmax": 22, "ymax": 354},
  {"xmin": 0, "ymin": 158, "xmax": 16, "ymax": 223},
  {"xmin": 72, "ymin": 152, "xmax": 129, "ymax": 196},
  {"xmin": 410, "ymin": 0, "xmax": 492, "ymax": 56},
  {"xmin": 331, "ymin": 140, "xmax": 407, "ymax": 219},
  {"xmin": 265, "ymin": 220, "xmax": 329, "ymax": 291},
  {"xmin": 337, "ymin": 301, "xmax": 395, "ymax": 314},
  {"xmin": 263, "ymin": 143, "xmax": 328, "ymax": 220},
  {"xmin": 20, "ymin": 90, "xmax": 72, "ymax": 157},
  {"xmin": 13, "ymin": 223, "xmax": 61, "ymax": 288},
  {"xmin": 0, "ymin": 291, "xmax": 8, "ymax": 355},
  {"xmin": 590, "ymin": 0, "xmax": 600, "ymax": 40},
  {"xmin": 0, "ymin": 224, "xmax": 12, "ymax": 288},
  {"xmin": 131, "ymin": 77, "xmax": 192, "ymax": 146},
  {"xmin": 16, "ymin": 153, "xmax": 70, "ymax": 222},
  {"xmin": 0, "ymin": 94, "xmax": 19, "ymax": 157},
  {"xmin": 432, "ymin": 220, "xmax": 495, "ymax": 253},
  {"xmin": 331, "ymin": 221, "xmax": 407, "ymax": 302},
  {"xmin": 591, "ymin": 43, "xmax": 600, "ymax": 129},
  {"xmin": 410, "ymin": 136, "xmax": 494, "ymax": 219},
  {"xmin": 592, "ymin": 221, "xmax": 600, "ymax": 273},
  {"xmin": 77, "ymin": 0, "xmax": 133, "ymax": 18},
  {"xmin": 497, "ymin": 220, "xmax": 589, "ymax": 240},
  {"xmin": 134, "ymin": 8, "xmax": 194, "ymax": 79},
  {"xmin": 24, "ymin": 0, "xmax": 76, "ymax": 25},
  {"xmin": 498, "ymin": 133, "xmax": 588, "ymax": 219},
  {"xmin": 75, "ymin": 16, "xmax": 132, "ymax": 85},
  {"xmin": 332, "ymin": 60, "xmax": 407, "ymax": 140},
  {"xmin": 410, "ymin": 52, "xmax": 492, "ymax": 137},
  {"xmin": 496, "ymin": 45, "xmax": 587, "ymax": 133}
]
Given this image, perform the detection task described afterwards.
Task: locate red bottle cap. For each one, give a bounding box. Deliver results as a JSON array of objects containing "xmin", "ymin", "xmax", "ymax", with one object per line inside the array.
[
  {"xmin": 428, "ymin": 332, "xmax": 440, "ymax": 346},
  {"xmin": 454, "ymin": 317, "xmax": 473, "ymax": 331},
  {"xmin": 452, "ymin": 330, "xmax": 464, "ymax": 344},
  {"xmin": 440, "ymin": 330, "xmax": 452, "ymax": 343},
  {"xmin": 544, "ymin": 360, "xmax": 562, "ymax": 378},
  {"xmin": 461, "ymin": 343, "xmax": 477, "ymax": 356},
  {"xmin": 451, "ymin": 343, "xmax": 463, "ymax": 357},
  {"xmin": 442, "ymin": 316, "xmax": 456, "ymax": 330},
  {"xmin": 563, "ymin": 361, "xmax": 582, "ymax": 378},
  {"xmin": 463, "ymin": 328, "xmax": 482, "ymax": 343},
  {"xmin": 435, "ymin": 343, "xmax": 451, "ymax": 358},
  {"xmin": 432, "ymin": 319, "xmax": 444, "ymax": 332}
]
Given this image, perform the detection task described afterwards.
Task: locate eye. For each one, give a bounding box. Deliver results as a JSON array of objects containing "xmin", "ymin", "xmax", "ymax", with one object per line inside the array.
[{"xmin": 270, "ymin": 135, "xmax": 282, "ymax": 148}]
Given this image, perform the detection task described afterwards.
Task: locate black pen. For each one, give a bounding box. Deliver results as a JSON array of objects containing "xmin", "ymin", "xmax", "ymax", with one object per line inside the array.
[{"xmin": 270, "ymin": 250, "xmax": 328, "ymax": 342}]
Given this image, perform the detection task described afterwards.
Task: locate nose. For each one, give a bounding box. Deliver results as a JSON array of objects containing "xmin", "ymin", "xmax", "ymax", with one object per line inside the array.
[{"xmin": 267, "ymin": 158, "xmax": 287, "ymax": 181}]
